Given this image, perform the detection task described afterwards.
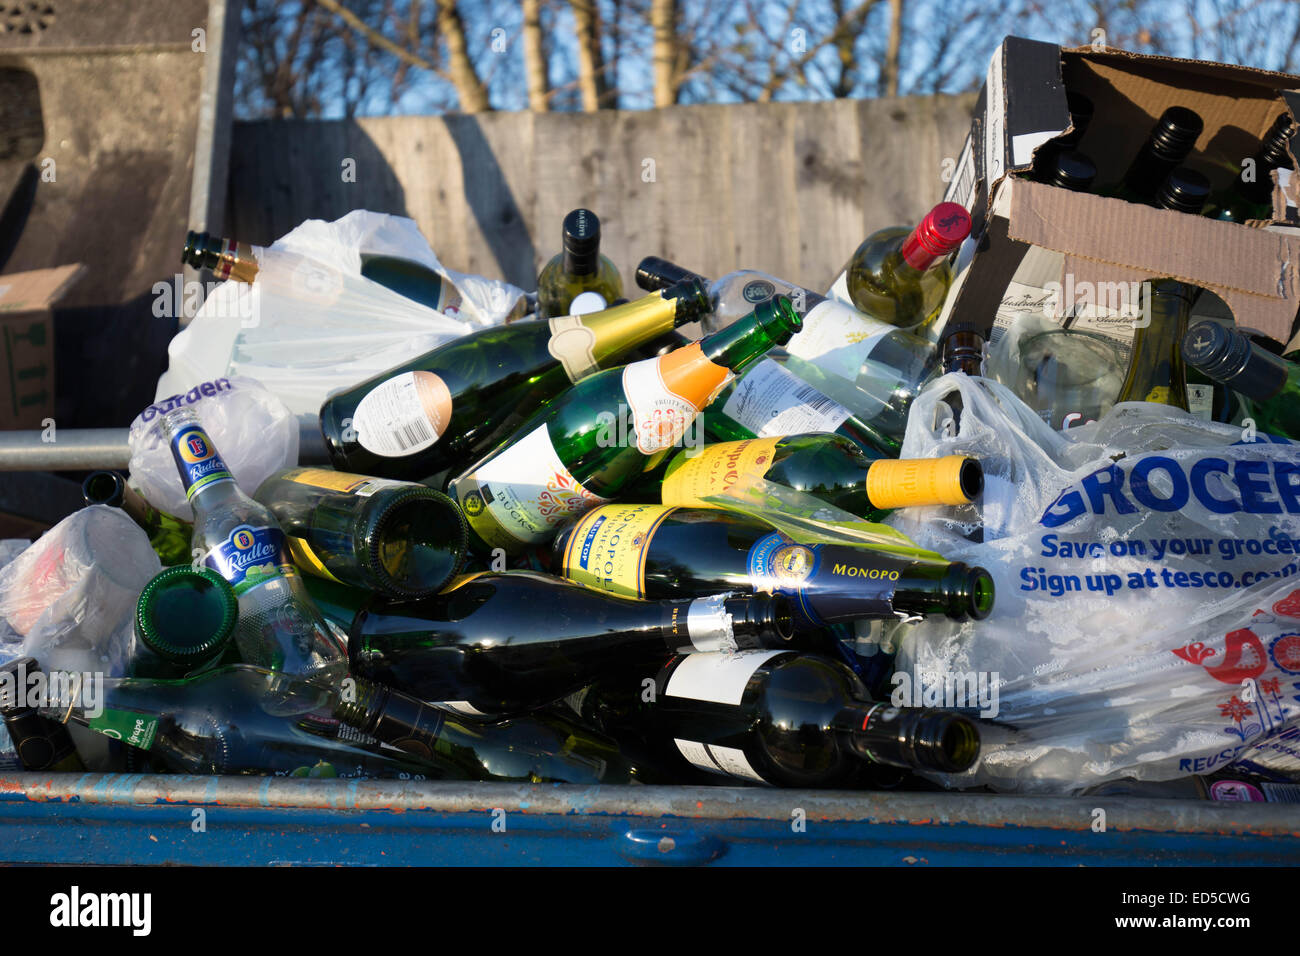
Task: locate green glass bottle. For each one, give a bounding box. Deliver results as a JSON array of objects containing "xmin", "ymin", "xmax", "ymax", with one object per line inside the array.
[
  {"xmin": 567, "ymin": 650, "xmax": 980, "ymax": 787},
  {"xmin": 661, "ymin": 433, "xmax": 982, "ymax": 521},
  {"xmin": 1028, "ymin": 91, "xmax": 1094, "ymax": 184},
  {"xmin": 131, "ymin": 567, "xmax": 239, "ymax": 680},
  {"xmin": 349, "ymin": 570, "xmax": 797, "ymax": 719},
  {"xmin": 1032, "ymin": 149, "xmax": 1097, "ymax": 192},
  {"xmin": 1116, "ymin": 279, "xmax": 1196, "ymax": 410},
  {"xmin": 842, "ymin": 201, "xmax": 971, "ymax": 334},
  {"xmin": 450, "ymin": 297, "xmax": 804, "ymax": 555},
  {"xmin": 253, "ymin": 467, "xmax": 468, "ymax": 599},
  {"xmin": 1182, "ymin": 320, "xmax": 1300, "ymax": 440},
  {"xmin": 1154, "ymin": 167, "xmax": 1211, "ymax": 215},
  {"xmin": 0, "ymin": 658, "xmax": 86, "ymax": 772},
  {"xmin": 82, "ymin": 471, "xmax": 192, "ymax": 566},
  {"xmin": 319, "ymin": 281, "xmax": 711, "ymax": 482},
  {"xmin": 552, "ymin": 503, "xmax": 995, "ymax": 630},
  {"xmin": 1111, "ymin": 106, "xmax": 1204, "ymax": 205},
  {"xmin": 700, "ymin": 351, "xmax": 901, "ymax": 456},
  {"xmin": 1204, "ymin": 114, "xmax": 1297, "ymax": 223},
  {"xmin": 536, "ymin": 209, "xmax": 623, "ymax": 318}
]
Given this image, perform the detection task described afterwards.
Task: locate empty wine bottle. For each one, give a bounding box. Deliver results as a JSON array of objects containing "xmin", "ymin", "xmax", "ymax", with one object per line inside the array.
[
  {"xmin": 1029, "ymin": 91, "xmax": 1095, "ymax": 182},
  {"xmin": 1155, "ymin": 167, "xmax": 1211, "ymax": 215},
  {"xmin": 181, "ymin": 230, "xmax": 527, "ymax": 319},
  {"xmin": 553, "ymin": 504, "xmax": 995, "ymax": 629},
  {"xmin": 636, "ymin": 255, "xmax": 939, "ymax": 432},
  {"xmin": 159, "ymin": 407, "xmax": 347, "ymax": 681},
  {"xmin": 1116, "ymin": 279, "xmax": 1196, "ymax": 410},
  {"xmin": 536, "ymin": 209, "xmax": 623, "ymax": 318},
  {"xmin": 841, "ymin": 202, "xmax": 972, "ymax": 335},
  {"xmin": 1182, "ymin": 320, "xmax": 1300, "ymax": 440},
  {"xmin": 253, "ymin": 467, "xmax": 468, "ymax": 599},
  {"xmin": 0, "ymin": 658, "xmax": 86, "ymax": 772},
  {"xmin": 1205, "ymin": 113, "xmax": 1297, "ymax": 223},
  {"xmin": 82, "ymin": 471, "xmax": 192, "ymax": 566},
  {"xmin": 450, "ymin": 296, "xmax": 803, "ymax": 555},
  {"xmin": 1114, "ymin": 106, "xmax": 1204, "ymax": 205},
  {"xmin": 131, "ymin": 567, "xmax": 239, "ymax": 680},
  {"xmin": 568, "ymin": 650, "xmax": 980, "ymax": 787},
  {"xmin": 349, "ymin": 570, "xmax": 797, "ymax": 718},
  {"xmin": 661, "ymin": 433, "xmax": 982, "ymax": 521},
  {"xmin": 319, "ymin": 280, "xmax": 711, "ymax": 482}
]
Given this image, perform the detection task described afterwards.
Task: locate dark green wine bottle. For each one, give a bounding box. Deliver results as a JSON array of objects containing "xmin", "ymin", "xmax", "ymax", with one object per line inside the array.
[
  {"xmin": 1182, "ymin": 320, "xmax": 1300, "ymax": 440},
  {"xmin": 82, "ymin": 471, "xmax": 193, "ymax": 566},
  {"xmin": 450, "ymin": 296, "xmax": 803, "ymax": 555},
  {"xmin": 1155, "ymin": 167, "xmax": 1211, "ymax": 215},
  {"xmin": 319, "ymin": 280, "xmax": 711, "ymax": 482},
  {"xmin": 253, "ymin": 467, "xmax": 468, "ymax": 599},
  {"xmin": 0, "ymin": 658, "xmax": 86, "ymax": 772},
  {"xmin": 1113, "ymin": 107, "xmax": 1203, "ymax": 205},
  {"xmin": 1204, "ymin": 113, "xmax": 1297, "ymax": 223},
  {"xmin": 552, "ymin": 503, "xmax": 995, "ymax": 630},
  {"xmin": 1028, "ymin": 91, "xmax": 1094, "ymax": 183},
  {"xmin": 1116, "ymin": 279, "xmax": 1196, "ymax": 409},
  {"xmin": 661, "ymin": 433, "xmax": 982, "ymax": 520},
  {"xmin": 536, "ymin": 209, "xmax": 623, "ymax": 318},
  {"xmin": 569, "ymin": 650, "xmax": 980, "ymax": 787},
  {"xmin": 131, "ymin": 567, "xmax": 239, "ymax": 680},
  {"xmin": 349, "ymin": 570, "xmax": 796, "ymax": 719},
  {"xmin": 1033, "ymin": 149, "xmax": 1097, "ymax": 192}
]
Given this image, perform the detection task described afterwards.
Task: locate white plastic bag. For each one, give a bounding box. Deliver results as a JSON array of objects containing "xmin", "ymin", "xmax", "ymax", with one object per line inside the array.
[
  {"xmin": 157, "ymin": 210, "xmax": 526, "ymax": 417},
  {"xmin": 0, "ymin": 506, "xmax": 161, "ymax": 677},
  {"xmin": 890, "ymin": 374, "xmax": 1300, "ymax": 793},
  {"xmin": 128, "ymin": 376, "xmax": 298, "ymax": 520}
]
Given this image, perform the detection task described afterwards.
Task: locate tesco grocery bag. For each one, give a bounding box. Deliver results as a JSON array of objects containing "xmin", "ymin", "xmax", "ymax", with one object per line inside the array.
[{"xmin": 890, "ymin": 373, "xmax": 1300, "ymax": 793}]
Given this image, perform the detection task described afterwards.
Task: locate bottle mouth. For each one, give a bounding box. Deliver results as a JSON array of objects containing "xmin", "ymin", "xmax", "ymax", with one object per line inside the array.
[
  {"xmin": 1047, "ymin": 149, "xmax": 1097, "ymax": 192},
  {"xmin": 136, "ymin": 567, "xmax": 239, "ymax": 663},
  {"xmin": 756, "ymin": 295, "xmax": 802, "ymax": 338},
  {"xmin": 82, "ymin": 470, "xmax": 126, "ymax": 508},
  {"xmin": 916, "ymin": 712, "xmax": 981, "ymax": 773},
  {"xmin": 365, "ymin": 487, "xmax": 469, "ymax": 599},
  {"xmin": 1149, "ymin": 106, "xmax": 1204, "ymax": 159},
  {"xmin": 767, "ymin": 593, "xmax": 795, "ymax": 642},
  {"xmin": 950, "ymin": 563, "xmax": 996, "ymax": 621},
  {"xmin": 1157, "ymin": 167, "xmax": 1210, "ymax": 214},
  {"xmin": 562, "ymin": 208, "xmax": 601, "ymax": 274}
]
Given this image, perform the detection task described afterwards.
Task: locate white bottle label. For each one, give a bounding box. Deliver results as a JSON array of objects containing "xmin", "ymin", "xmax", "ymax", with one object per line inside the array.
[
  {"xmin": 436, "ymin": 700, "xmax": 494, "ymax": 719},
  {"xmin": 722, "ymin": 359, "xmax": 851, "ymax": 436},
  {"xmin": 673, "ymin": 738, "xmax": 768, "ymax": 783},
  {"xmin": 685, "ymin": 594, "xmax": 738, "ymax": 654},
  {"xmin": 457, "ymin": 422, "xmax": 609, "ymax": 547},
  {"xmin": 1187, "ymin": 383, "xmax": 1215, "ymax": 422},
  {"xmin": 664, "ymin": 649, "xmax": 783, "ymax": 705},
  {"xmin": 569, "ymin": 291, "xmax": 608, "ymax": 315},
  {"xmin": 785, "ymin": 298, "xmax": 892, "ymax": 382},
  {"xmin": 353, "ymin": 370, "xmax": 454, "ymax": 458},
  {"xmin": 623, "ymin": 357, "xmax": 725, "ymax": 455}
]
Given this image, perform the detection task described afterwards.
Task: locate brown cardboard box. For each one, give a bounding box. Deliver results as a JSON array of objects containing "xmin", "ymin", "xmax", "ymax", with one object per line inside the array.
[
  {"xmin": 0, "ymin": 265, "xmax": 84, "ymax": 430},
  {"xmin": 929, "ymin": 37, "xmax": 1300, "ymax": 361}
]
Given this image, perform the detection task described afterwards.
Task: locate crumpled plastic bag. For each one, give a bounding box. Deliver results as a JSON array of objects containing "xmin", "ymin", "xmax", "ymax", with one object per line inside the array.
[
  {"xmin": 0, "ymin": 506, "xmax": 161, "ymax": 678},
  {"xmin": 156, "ymin": 210, "xmax": 527, "ymax": 417},
  {"xmin": 889, "ymin": 373, "xmax": 1300, "ymax": 793},
  {"xmin": 128, "ymin": 375, "xmax": 297, "ymax": 520}
]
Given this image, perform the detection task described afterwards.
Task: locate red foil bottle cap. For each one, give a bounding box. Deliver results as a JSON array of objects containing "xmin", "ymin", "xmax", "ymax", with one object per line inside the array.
[{"xmin": 900, "ymin": 202, "xmax": 971, "ymax": 270}]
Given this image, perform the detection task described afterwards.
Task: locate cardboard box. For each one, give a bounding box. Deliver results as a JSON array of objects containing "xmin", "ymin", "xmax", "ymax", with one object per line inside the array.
[
  {"xmin": 926, "ymin": 36, "xmax": 1300, "ymax": 359},
  {"xmin": 0, "ymin": 265, "xmax": 84, "ymax": 430}
]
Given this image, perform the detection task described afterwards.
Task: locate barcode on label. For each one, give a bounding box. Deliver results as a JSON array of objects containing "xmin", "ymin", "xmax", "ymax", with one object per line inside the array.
[
  {"xmin": 395, "ymin": 416, "xmax": 435, "ymax": 451},
  {"xmin": 794, "ymin": 384, "xmax": 840, "ymax": 416}
]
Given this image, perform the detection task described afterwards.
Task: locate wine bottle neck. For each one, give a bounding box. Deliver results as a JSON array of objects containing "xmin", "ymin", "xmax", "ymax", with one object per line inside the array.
[
  {"xmin": 659, "ymin": 593, "xmax": 794, "ymax": 653},
  {"xmin": 333, "ymin": 676, "xmax": 446, "ymax": 763},
  {"xmin": 898, "ymin": 203, "xmax": 971, "ymax": 271},
  {"xmin": 835, "ymin": 702, "xmax": 980, "ymax": 773},
  {"xmin": 181, "ymin": 231, "xmax": 262, "ymax": 284},
  {"xmin": 634, "ymin": 256, "xmax": 708, "ymax": 292},
  {"xmin": 698, "ymin": 296, "xmax": 802, "ymax": 372}
]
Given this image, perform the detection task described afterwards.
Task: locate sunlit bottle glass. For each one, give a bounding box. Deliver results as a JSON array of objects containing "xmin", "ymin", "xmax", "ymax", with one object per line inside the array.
[{"xmin": 536, "ymin": 208, "xmax": 623, "ymax": 318}]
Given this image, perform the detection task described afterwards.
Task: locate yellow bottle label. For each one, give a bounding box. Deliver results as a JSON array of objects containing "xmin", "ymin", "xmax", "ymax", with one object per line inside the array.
[
  {"xmin": 560, "ymin": 504, "xmax": 677, "ymax": 598},
  {"xmin": 864, "ymin": 455, "xmax": 979, "ymax": 509},
  {"xmin": 285, "ymin": 534, "xmax": 343, "ymax": 584},
  {"xmin": 661, "ymin": 437, "xmax": 781, "ymax": 508},
  {"xmin": 1143, "ymin": 386, "xmax": 1171, "ymax": 404},
  {"xmin": 281, "ymin": 467, "xmax": 370, "ymax": 494},
  {"xmin": 557, "ymin": 292, "xmax": 678, "ymax": 380}
]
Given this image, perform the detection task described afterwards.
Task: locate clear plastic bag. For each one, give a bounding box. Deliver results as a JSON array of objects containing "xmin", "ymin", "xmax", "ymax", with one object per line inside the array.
[
  {"xmin": 157, "ymin": 210, "xmax": 527, "ymax": 417},
  {"xmin": 890, "ymin": 373, "xmax": 1300, "ymax": 793},
  {"xmin": 128, "ymin": 376, "xmax": 298, "ymax": 520}
]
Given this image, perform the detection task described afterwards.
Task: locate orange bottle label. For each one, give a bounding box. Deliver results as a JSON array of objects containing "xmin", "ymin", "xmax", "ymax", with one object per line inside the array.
[{"xmin": 621, "ymin": 344, "xmax": 732, "ymax": 455}]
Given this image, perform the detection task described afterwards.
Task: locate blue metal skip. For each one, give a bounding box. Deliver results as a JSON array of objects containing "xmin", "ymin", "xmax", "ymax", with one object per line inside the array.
[{"xmin": 2, "ymin": 774, "xmax": 1298, "ymax": 865}]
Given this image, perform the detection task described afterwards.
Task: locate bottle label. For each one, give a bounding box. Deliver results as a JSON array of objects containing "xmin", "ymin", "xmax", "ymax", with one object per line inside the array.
[
  {"xmin": 87, "ymin": 709, "xmax": 160, "ymax": 750},
  {"xmin": 673, "ymin": 738, "xmax": 768, "ymax": 783},
  {"xmin": 454, "ymin": 423, "xmax": 609, "ymax": 550},
  {"xmin": 547, "ymin": 314, "xmax": 601, "ymax": 382},
  {"xmin": 785, "ymin": 298, "xmax": 893, "ymax": 383},
  {"xmin": 664, "ymin": 649, "xmax": 782, "ymax": 705},
  {"xmin": 280, "ymin": 467, "xmax": 409, "ymax": 498},
  {"xmin": 661, "ymin": 437, "xmax": 781, "ymax": 508},
  {"xmin": 684, "ymin": 594, "xmax": 740, "ymax": 653},
  {"xmin": 746, "ymin": 532, "xmax": 897, "ymax": 626},
  {"xmin": 568, "ymin": 291, "xmax": 608, "ymax": 315},
  {"xmin": 721, "ymin": 360, "xmax": 851, "ymax": 437},
  {"xmin": 1187, "ymin": 383, "xmax": 1215, "ymax": 421},
  {"xmin": 203, "ymin": 524, "xmax": 294, "ymax": 593},
  {"xmin": 435, "ymin": 700, "xmax": 495, "ymax": 719},
  {"xmin": 169, "ymin": 424, "xmax": 235, "ymax": 499},
  {"xmin": 353, "ymin": 371, "xmax": 453, "ymax": 458},
  {"xmin": 562, "ymin": 685, "xmax": 592, "ymax": 717},
  {"xmin": 560, "ymin": 504, "xmax": 676, "ymax": 598},
  {"xmin": 623, "ymin": 345, "xmax": 732, "ymax": 455}
]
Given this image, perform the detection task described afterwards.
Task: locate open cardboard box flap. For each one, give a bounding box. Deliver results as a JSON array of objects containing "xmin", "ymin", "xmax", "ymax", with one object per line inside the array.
[{"xmin": 0, "ymin": 265, "xmax": 87, "ymax": 313}]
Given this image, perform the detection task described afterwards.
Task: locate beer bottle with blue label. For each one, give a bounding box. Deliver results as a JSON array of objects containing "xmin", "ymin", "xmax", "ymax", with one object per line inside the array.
[{"xmin": 158, "ymin": 407, "xmax": 348, "ymax": 683}]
